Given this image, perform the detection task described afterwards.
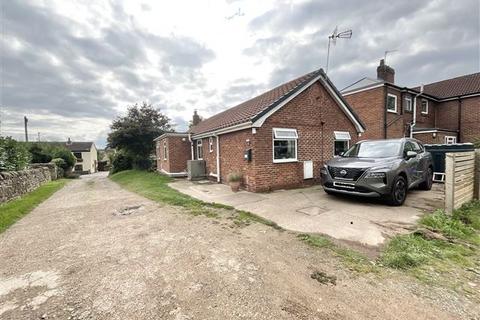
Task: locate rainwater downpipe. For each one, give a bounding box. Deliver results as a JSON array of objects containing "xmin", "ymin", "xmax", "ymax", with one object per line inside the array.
[
  {"xmin": 410, "ymin": 84, "xmax": 424, "ymax": 138},
  {"xmin": 188, "ymin": 133, "xmax": 194, "ymax": 160},
  {"xmin": 215, "ymin": 134, "xmax": 220, "ymax": 183}
]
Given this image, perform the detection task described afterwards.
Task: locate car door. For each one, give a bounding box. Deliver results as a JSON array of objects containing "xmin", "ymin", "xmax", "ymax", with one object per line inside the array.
[
  {"xmin": 403, "ymin": 141, "xmax": 420, "ymax": 185},
  {"xmin": 411, "ymin": 141, "xmax": 427, "ymax": 180}
]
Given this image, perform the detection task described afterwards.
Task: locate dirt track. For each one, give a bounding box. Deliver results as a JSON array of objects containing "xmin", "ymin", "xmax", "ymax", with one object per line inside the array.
[{"xmin": 0, "ymin": 173, "xmax": 477, "ymax": 319}]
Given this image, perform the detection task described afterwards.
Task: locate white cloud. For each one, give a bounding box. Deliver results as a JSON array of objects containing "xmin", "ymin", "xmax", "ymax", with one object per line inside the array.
[{"xmin": 1, "ymin": 0, "xmax": 478, "ymax": 147}]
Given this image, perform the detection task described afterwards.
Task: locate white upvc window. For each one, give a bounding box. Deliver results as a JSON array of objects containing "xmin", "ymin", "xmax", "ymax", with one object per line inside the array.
[
  {"xmin": 273, "ymin": 128, "xmax": 298, "ymax": 163},
  {"xmin": 404, "ymin": 96, "xmax": 412, "ymax": 112},
  {"xmin": 387, "ymin": 94, "xmax": 397, "ymax": 113},
  {"xmin": 445, "ymin": 136, "xmax": 457, "ymax": 144},
  {"xmin": 333, "ymin": 131, "xmax": 351, "ymax": 156},
  {"xmin": 163, "ymin": 141, "xmax": 167, "ymax": 160},
  {"xmin": 209, "ymin": 137, "xmax": 213, "ymax": 153},
  {"xmin": 421, "ymin": 99, "xmax": 428, "ymax": 114},
  {"xmin": 196, "ymin": 140, "xmax": 203, "ymax": 160}
]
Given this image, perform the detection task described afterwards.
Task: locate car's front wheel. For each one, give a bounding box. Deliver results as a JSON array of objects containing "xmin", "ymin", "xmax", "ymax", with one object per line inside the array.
[{"xmin": 386, "ymin": 175, "xmax": 407, "ymax": 206}]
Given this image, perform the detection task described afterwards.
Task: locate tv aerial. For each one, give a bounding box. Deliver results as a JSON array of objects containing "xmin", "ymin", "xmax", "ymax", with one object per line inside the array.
[{"xmin": 326, "ymin": 26, "xmax": 352, "ymax": 74}]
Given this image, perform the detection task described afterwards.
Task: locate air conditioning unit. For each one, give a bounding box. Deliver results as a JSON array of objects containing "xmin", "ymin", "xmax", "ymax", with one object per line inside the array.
[{"xmin": 187, "ymin": 160, "xmax": 206, "ymax": 181}]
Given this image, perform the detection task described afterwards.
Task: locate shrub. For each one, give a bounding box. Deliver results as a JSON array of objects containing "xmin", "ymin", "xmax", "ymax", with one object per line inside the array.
[
  {"xmin": 51, "ymin": 158, "xmax": 66, "ymax": 177},
  {"xmin": 110, "ymin": 152, "xmax": 133, "ymax": 174},
  {"xmin": 29, "ymin": 143, "xmax": 52, "ymax": 163},
  {"xmin": 0, "ymin": 137, "xmax": 31, "ymax": 171},
  {"xmin": 227, "ymin": 171, "xmax": 242, "ymax": 183},
  {"xmin": 132, "ymin": 157, "xmax": 153, "ymax": 171},
  {"xmin": 51, "ymin": 148, "xmax": 76, "ymax": 170}
]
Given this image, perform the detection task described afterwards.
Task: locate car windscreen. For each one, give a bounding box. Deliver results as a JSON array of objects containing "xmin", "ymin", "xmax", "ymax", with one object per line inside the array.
[{"xmin": 342, "ymin": 141, "xmax": 402, "ymax": 158}]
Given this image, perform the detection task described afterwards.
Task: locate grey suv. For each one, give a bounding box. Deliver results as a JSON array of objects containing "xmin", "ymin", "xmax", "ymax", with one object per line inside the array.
[{"xmin": 321, "ymin": 138, "xmax": 433, "ymax": 206}]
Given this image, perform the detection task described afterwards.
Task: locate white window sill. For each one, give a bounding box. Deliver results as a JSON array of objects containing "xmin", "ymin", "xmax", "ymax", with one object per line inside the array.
[
  {"xmin": 387, "ymin": 109, "xmax": 397, "ymax": 113},
  {"xmin": 421, "ymin": 112, "xmax": 428, "ymax": 115},
  {"xmin": 273, "ymin": 159, "xmax": 298, "ymax": 163}
]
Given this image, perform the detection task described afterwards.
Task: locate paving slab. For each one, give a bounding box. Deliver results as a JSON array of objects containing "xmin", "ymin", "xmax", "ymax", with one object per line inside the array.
[{"xmin": 170, "ymin": 180, "xmax": 445, "ymax": 246}]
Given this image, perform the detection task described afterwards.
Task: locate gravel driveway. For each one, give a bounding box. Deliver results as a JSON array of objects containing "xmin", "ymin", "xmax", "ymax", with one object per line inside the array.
[{"xmin": 0, "ymin": 173, "xmax": 477, "ymax": 319}]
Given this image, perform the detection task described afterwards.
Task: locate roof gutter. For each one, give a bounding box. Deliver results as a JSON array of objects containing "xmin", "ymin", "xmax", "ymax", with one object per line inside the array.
[{"xmin": 191, "ymin": 121, "xmax": 252, "ymax": 140}]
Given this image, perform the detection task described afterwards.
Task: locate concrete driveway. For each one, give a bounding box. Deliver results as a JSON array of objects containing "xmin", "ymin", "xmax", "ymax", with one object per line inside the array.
[{"xmin": 170, "ymin": 180, "xmax": 444, "ymax": 247}]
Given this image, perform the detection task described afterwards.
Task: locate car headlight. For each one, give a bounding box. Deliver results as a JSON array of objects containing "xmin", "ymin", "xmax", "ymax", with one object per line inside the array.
[
  {"xmin": 320, "ymin": 166, "xmax": 327, "ymax": 174},
  {"xmin": 365, "ymin": 172, "xmax": 386, "ymax": 179}
]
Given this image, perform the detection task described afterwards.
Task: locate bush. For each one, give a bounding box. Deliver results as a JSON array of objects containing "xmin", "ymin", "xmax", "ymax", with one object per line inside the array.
[
  {"xmin": 29, "ymin": 143, "xmax": 52, "ymax": 163},
  {"xmin": 0, "ymin": 137, "xmax": 31, "ymax": 171},
  {"xmin": 132, "ymin": 157, "xmax": 153, "ymax": 171},
  {"xmin": 51, "ymin": 148, "xmax": 76, "ymax": 170},
  {"xmin": 110, "ymin": 152, "xmax": 133, "ymax": 174},
  {"xmin": 51, "ymin": 158, "xmax": 66, "ymax": 177}
]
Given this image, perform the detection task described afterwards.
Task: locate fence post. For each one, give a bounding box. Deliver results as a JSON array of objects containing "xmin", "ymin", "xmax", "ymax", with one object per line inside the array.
[
  {"xmin": 475, "ymin": 149, "xmax": 480, "ymax": 200},
  {"xmin": 445, "ymin": 153, "xmax": 455, "ymax": 214}
]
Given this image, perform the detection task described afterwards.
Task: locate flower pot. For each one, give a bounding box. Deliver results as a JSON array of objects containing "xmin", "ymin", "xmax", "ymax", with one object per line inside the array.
[{"xmin": 229, "ymin": 181, "xmax": 241, "ymax": 192}]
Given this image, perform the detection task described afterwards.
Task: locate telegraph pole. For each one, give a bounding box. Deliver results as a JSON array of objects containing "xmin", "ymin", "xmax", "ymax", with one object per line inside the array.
[{"xmin": 24, "ymin": 116, "xmax": 28, "ymax": 142}]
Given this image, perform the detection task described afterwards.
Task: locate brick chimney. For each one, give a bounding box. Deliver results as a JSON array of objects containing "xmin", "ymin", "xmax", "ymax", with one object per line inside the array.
[
  {"xmin": 377, "ymin": 59, "xmax": 395, "ymax": 83},
  {"xmin": 192, "ymin": 110, "xmax": 201, "ymax": 126}
]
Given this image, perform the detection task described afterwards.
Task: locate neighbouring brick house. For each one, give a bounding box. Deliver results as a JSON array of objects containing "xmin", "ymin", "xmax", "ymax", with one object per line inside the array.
[
  {"xmin": 155, "ymin": 69, "xmax": 365, "ymax": 192},
  {"xmin": 342, "ymin": 59, "xmax": 480, "ymax": 144},
  {"xmin": 154, "ymin": 132, "xmax": 191, "ymax": 176}
]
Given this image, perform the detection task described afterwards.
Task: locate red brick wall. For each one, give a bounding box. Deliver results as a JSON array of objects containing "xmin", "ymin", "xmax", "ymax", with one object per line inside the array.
[
  {"xmin": 344, "ymin": 87, "xmax": 385, "ymax": 139},
  {"xmin": 436, "ymin": 100, "xmax": 459, "ymax": 131},
  {"xmin": 156, "ymin": 136, "xmax": 190, "ymax": 174},
  {"xmin": 218, "ymin": 130, "xmax": 256, "ymax": 189},
  {"xmin": 199, "ymin": 136, "xmax": 218, "ymax": 177},
  {"xmin": 460, "ymin": 96, "xmax": 480, "ymax": 143},
  {"xmin": 344, "ymin": 86, "xmax": 437, "ymax": 139},
  {"xmin": 413, "ymin": 131, "xmax": 457, "ymax": 144}
]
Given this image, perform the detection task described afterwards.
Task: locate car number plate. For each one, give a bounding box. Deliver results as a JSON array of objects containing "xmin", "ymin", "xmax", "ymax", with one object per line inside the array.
[{"xmin": 333, "ymin": 181, "xmax": 355, "ymax": 189}]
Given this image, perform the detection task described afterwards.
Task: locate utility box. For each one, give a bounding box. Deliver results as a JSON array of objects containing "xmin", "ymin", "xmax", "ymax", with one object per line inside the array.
[
  {"xmin": 187, "ymin": 160, "xmax": 206, "ymax": 181},
  {"xmin": 424, "ymin": 143, "xmax": 474, "ymax": 182}
]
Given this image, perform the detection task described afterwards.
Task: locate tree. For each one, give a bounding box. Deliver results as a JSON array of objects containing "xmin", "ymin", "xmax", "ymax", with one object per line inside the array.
[{"xmin": 107, "ymin": 102, "xmax": 172, "ymax": 170}]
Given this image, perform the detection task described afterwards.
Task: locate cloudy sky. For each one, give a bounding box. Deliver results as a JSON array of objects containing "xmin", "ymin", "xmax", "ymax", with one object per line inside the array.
[{"xmin": 1, "ymin": 0, "xmax": 479, "ymax": 147}]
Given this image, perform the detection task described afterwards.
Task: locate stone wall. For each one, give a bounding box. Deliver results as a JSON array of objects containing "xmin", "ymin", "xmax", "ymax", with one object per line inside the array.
[{"xmin": 0, "ymin": 167, "xmax": 52, "ymax": 203}]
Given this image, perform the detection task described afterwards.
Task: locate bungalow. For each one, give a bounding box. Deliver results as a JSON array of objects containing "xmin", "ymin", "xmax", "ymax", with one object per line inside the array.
[
  {"xmin": 341, "ymin": 60, "xmax": 480, "ymax": 144},
  {"xmin": 155, "ymin": 69, "xmax": 365, "ymax": 192}
]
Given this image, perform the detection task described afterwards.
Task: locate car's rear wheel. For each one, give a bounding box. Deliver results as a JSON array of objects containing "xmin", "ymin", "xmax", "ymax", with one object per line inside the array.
[
  {"xmin": 386, "ymin": 175, "xmax": 407, "ymax": 206},
  {"xmin": 419, "ymin": 167, "xmax": 433, "ymax": 190}
]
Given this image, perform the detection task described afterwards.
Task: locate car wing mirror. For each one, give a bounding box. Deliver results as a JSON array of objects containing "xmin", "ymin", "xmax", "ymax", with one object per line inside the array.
[{"xmin": 405, "ymin": 151, "xmax": 417, "ymax": 159}]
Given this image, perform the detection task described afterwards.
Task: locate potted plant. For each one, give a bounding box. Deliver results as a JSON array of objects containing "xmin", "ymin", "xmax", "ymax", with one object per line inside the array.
[{"xmin": 227, "ymin": 171, "xmax": 242, "ymax": 192}]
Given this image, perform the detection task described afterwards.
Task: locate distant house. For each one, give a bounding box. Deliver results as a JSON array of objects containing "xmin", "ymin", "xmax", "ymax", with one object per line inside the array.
[
  {"xmin": 342, "ymin": 59, "xmax": 480, "ymax": 144},
  {"xmin": 155, "ymin": 69, "xmax": 365, "ymax": 192},
  {"xmin": 64, "ymin": 139, "xmax": 98, "ymax": 174}
]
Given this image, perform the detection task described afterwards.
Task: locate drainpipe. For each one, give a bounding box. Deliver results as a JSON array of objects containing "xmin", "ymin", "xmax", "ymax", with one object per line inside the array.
[
  {"xmin": 188, "ymin": 133, "xmax": 194, "ymax": 160},
  {"xmin": 383, "ymin": 86, "xmax": 388, "ymax": 139},
  {"xmin": 457, "ymin": 97, "xmax": 462, "ymax": 143},
  {"xmin": 410, "ymin": 84, "xmax": 424, "ymax": 138},
  {"xmin": 215, "ymin": 134, "xmax": 220, "ymax": 182}
]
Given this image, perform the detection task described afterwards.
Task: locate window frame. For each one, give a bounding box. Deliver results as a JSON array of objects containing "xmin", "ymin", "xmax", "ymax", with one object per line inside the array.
[
  {"xmin": 333, "ymin": 131, "xmax": 351, "ymax": 156},
  {"xmin": 445, "ymin": 136, "xmax": 457, "ymax": 144},
  {"xmin": 404, "ymin": 96, "xmax": 412, "ymax": 112},
  {"xmin": 387, "ymin": 93, "xmax": 398, "ymax": 113},
  {"xmin": 163, "ymin": 141, "xmax": 167, "ymax": 160},
  {"xmin": 196, "ymin": 140, "xmax": 203, "ymax": 160},
  {"xmin": 209, "ymin": 137, "xmax": 213, "ymax": 153},
  {"xmin": 421, "ymin": 99, "xmax": 429, "ymax": 115},
  {"xmin": 272, "ymin": 128, "xmax": 298, "ymax": 163},
  {"xmin": 334, "ymin": 140, "xmax": 349, "ymax": 156}
]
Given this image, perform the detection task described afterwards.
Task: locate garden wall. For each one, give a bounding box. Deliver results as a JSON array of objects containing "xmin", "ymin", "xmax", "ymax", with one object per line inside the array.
[{"xmin": 0, "ymin": 167, "xmax": 52, "ymax": 203}]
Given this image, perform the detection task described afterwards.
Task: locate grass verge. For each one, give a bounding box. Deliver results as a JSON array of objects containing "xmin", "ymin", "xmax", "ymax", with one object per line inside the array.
[
  {"xmin": 0, "ymin": 179, "xmax": 68, "ymax": 233},
  {"xmin": 378, "ymin": 201, "xmax": 480, "ymax": 291},
  {"xmin": 109, "ymin": 170, "xmax": 282, "ymax": 228},
  {"xmin": 298, "ymin": 233, "xmax": 377, "ymax": 273}
]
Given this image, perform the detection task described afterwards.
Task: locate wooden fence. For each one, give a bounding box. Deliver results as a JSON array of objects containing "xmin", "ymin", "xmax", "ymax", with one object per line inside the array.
[
  {"xmin": 475, "ymin": 149, "xmax": 480, "ymax": 200},
  {"xmin": 445, "ymin": 151, "xmax": 476, "ymax": 213}
]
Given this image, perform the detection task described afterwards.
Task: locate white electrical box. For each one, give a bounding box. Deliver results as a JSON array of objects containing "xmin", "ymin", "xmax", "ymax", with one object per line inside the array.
[{"xmin": 303, "ymin": 161, "xmax": 313, "ymax": 179}]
